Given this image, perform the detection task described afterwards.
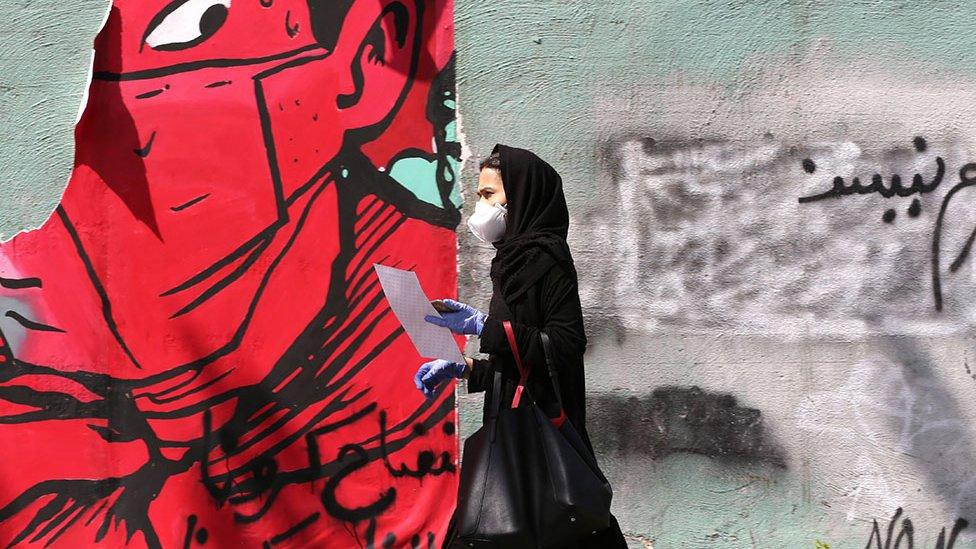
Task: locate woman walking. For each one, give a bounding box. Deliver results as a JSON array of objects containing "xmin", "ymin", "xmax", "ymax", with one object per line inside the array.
[{"xmin": 414, "ymin": 144, "xmax": 627, "ymax": 548}]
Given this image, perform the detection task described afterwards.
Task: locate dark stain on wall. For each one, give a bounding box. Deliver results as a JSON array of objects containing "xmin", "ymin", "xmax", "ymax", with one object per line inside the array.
[{"xmin": 587, "ymin": 386, "xmax": 785, "ymax": 466}]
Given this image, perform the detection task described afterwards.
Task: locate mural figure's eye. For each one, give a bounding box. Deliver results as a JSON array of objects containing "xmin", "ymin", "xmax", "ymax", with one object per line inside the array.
[{"xmin": 144, "ymin": 0, "xmax": 231, "ymax": 51}]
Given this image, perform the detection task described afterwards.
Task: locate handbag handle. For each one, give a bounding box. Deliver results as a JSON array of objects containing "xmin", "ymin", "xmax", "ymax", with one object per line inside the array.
[
  {"xmin": 502, "ymin": 321, "xmax": 568, "ymax": 427},
  {"xmin": 539, "ymin": 332, "xmax": 567, "ymax": 424},
  {"xmin": 488, "ymin": 367, "xmax": 503, "ymax": 442}
]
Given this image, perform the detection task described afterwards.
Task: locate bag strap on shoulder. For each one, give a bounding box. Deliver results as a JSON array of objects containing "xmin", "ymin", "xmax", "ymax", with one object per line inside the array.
[
  {"xmin": 502, "ymin": 321, "xmax": 568, "ymax": 427},
  {"xmin": 502, "ymin": 321, "xmax": 531, "ymax": 408}
]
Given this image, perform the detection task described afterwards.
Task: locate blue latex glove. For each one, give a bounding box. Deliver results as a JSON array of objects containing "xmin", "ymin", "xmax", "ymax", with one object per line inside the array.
[
  {"xmin": 414, "ymin": 359, "xmax": 466, "ymax": 399},
  {"xmin": 424, "ymin": 299, "xmax": 487, "ymax": 336}
]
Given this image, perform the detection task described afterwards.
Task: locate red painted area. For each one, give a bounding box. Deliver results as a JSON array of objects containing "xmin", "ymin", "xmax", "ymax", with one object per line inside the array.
[{"xmin": 0, "ymin": 1, "xmax": 459, "ymax": 547}]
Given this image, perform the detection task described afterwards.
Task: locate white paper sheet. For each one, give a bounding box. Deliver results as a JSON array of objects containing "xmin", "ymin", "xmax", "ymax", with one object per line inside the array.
[{"xmin": 373, "ymin": 264, "xmax": 464, "ymax": 363}]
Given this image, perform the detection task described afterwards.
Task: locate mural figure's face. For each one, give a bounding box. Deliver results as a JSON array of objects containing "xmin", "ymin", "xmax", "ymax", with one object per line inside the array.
[
  {"xmin": 57, "ymin": 0, "xmax": 420, "ymax": 370},
  {"xmin": 476, "ymin": 167, "xmax": 506, "ymax": 207}
]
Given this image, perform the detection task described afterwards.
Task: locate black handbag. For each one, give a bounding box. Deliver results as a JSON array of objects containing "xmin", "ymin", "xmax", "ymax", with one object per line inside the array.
[{"xmin": 453, "ymin": 322, "xmax": 613, "ymax": 548}]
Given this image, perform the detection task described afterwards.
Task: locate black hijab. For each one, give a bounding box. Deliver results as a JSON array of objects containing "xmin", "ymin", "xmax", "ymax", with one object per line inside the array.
[{"xmin": 488, "ymin": 144, "xmax": 577, "ymax": 303}]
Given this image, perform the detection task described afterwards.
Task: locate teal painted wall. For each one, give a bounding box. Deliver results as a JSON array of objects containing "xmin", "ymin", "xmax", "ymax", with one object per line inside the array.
[
  {"xmin": 454, "ymin": 2, "xmax": 976, "ymax": 548},
  {"xmin": 0, "ymin": 2, "xmax": 106, "ymax": 239},
  {"xmin": 6, "ymin": 1, "xmax": 976, "ymax": 547}
]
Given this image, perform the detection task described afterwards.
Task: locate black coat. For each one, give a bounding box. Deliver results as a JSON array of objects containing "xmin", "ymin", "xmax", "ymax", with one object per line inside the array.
[
  {"xmin": 468, "ymin": 264, "xmax": 590, "ymax": 451},
  {"xmin": 445, "ymin": 143, "xmax": 626, "ymax": 548},
  {"xmin": 456, "ymin": 265, "xmax": 627, "ymax": 549}
]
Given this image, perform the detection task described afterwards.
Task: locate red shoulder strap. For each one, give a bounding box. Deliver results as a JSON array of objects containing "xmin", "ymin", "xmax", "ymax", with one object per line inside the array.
[
  {"xmin": 502, "ymin": 321, "xmax": 531, "ymax": 408},
  {"xmin": 502, "ymin": 321, "xmax": 569, "ymax": 427}
]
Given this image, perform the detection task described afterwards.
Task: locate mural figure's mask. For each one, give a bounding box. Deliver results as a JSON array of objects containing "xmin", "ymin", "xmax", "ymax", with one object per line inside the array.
[{"xmin": 56, "ymin": 0, "xmax": 423, "ymax": 372}]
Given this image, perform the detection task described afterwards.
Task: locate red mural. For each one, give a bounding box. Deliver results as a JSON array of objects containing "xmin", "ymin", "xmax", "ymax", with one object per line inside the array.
[{"xmin": 0, "ymin": 1, "xmax": 460, "ymax": 547}]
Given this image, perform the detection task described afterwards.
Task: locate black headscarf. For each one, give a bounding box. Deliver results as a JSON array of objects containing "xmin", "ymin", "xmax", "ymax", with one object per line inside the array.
[{"xmin": 488, "ymin": 144, "xmax": 577, "ymax": 303}]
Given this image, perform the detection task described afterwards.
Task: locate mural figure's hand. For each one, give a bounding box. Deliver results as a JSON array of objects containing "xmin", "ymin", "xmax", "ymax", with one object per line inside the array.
[
  {"xmin": 414, "ymin": 359, "xmax": 466, "ymax": 398},
  {"xmin": 424, "ymin": 299, "xmax": 486, "ymax": 335}
]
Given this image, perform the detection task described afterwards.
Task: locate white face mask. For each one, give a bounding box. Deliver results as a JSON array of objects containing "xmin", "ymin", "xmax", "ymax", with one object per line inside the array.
[{"xmin": 467, "ymin": 200, "xmax": 507, "ymax": 243}]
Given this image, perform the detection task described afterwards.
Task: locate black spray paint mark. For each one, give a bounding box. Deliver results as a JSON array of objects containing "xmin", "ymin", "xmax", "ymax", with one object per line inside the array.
[
  {"xmin": 965, "ymin": 359, "xmax": 976, "ymax": 382},
  {"xmin": 5, "ymin": 310, "xmax": 66, "ymax": 333},
  {"xmin": 133, "ymin": 131, "xmax": 157, "ymax": 158},
  {"xmin": 265, "ymin": 512, "xmax": 320, "ymax": 546},
  {"xmin": 379, "ymin": 412, "xmax": 456, "ymax": 478},
  {"xmin": 863, "ymin": 507, "xmax": 967, "ymax": 549},
  {"xmin": 908, "ymin": 198, "xmax": 922, "ymax": 218},
  {"xmin": 182, "ymin": 514, "xmax": 208, "ymax": 549},
  {"xmin": 799, "ymin": 137, "xmax": 941, "ymax": 222},
  {"xmin": 0, "ymin": 277, "xmax": 42, "ymax": 289},
  {"xmin": 170, "ymin": 194, "xmax": 211, "ymax": 212},
  {"xmin": 798, "ymin": 137, "xmax": 976, "ymax": 311},
  {"xmin": 285, "ymin": 11, "xmax": 300, "ymax": 38},
  {"xmin": 799, "ymin": 147, "xmax": 944, "ymax": 203},
  {"xmin": 931, "ymin": 163, "xmax": 976, "ymax": 311},
  {"xmin": 321, "ymin": 445, "xmax": 397, "ymax": 523},
  {"xmin": 587, "ymin": 386, "xmax": 784, "ymax": 464},
  {"xmin": 136, "ymin": 89, "xmax": 165, "ymax": 100}
]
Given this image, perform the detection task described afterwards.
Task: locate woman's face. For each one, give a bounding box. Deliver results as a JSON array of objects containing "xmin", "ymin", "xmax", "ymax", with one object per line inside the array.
[{"xmin": 476, "ymin": 167, "xmax": 506, "ymax": 207}]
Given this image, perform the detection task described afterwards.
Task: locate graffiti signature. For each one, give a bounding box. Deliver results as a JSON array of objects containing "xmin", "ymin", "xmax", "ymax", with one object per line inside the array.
[
  {"xmin": 200, "ymin": 400, "xmax": 454, "ymax": 547},
  {"xmin": 930, "ymin": 163, "xmax": 976, "ymax": 311},
  {"xmin": 799, "ymin": 139, "xmax": 945, "ymax": 205},
  {"xmin": 863, "ymin": 507, "xmax": 967, "ymax": 549},
  {"xmin": 798, "ymin": 137, "xmax": 976, "ymax": 311}
]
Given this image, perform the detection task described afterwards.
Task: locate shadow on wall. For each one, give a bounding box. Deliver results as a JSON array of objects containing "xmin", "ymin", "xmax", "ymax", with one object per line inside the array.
[
  {"xmin": 588, "ymin": 386, "xmax": 785, "ymax": 466},
  {"xmin": 883, "ymin": 334, "xmax": 976, "ymax": 526}
]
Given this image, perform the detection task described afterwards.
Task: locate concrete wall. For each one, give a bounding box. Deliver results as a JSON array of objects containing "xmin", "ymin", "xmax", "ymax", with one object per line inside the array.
[
  {"xmin": 0, "ymin": 1, "xmax": 105, "ymax": 238},
  {"xmin": 454, "ymin": 2, "xmax": 976, "ymax": 548},
  {"xmin": 5, "ymin": 1, "xmax": 976, "ymax": 548}
]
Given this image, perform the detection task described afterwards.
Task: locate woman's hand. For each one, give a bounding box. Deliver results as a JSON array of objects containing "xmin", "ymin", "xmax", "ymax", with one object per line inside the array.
[
  {"xmin": 413, "ymin": 359, "xmax": 467, "ymax": 399},
  {"xmin": 424, "ymin": 299, "xmax": 487, "ymax": 335}
]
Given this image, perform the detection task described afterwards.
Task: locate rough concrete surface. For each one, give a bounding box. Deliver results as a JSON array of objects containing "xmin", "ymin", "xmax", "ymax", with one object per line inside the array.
[{"xmin": 454, "ymin": 1, "xmax": 976, "ymax": 547}]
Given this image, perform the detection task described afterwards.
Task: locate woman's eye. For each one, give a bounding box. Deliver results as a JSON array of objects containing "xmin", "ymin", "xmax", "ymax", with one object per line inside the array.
[{"xmin": 144, "ymin": 0, "xmax": 231, "ymax": 51}]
